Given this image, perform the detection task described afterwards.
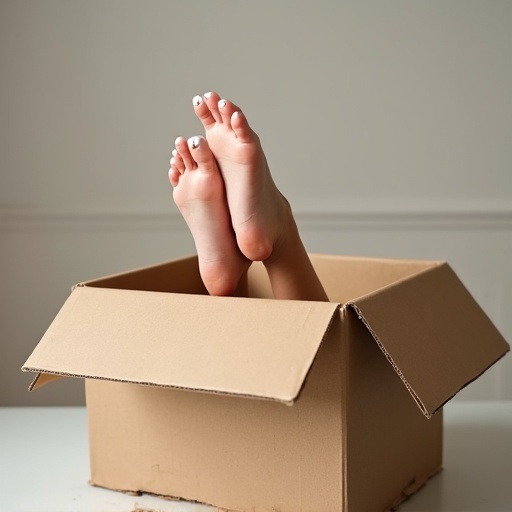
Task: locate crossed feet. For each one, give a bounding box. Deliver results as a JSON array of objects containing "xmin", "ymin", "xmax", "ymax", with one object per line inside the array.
[{"xmin": 169, "ymin": 92, "xmax": 328, "ymax": 302}]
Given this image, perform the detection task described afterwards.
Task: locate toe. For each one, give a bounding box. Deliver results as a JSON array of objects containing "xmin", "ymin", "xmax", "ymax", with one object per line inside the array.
[
  {"xmin": 203, "ymin": 91, "xmax": 223, "ymax": 123},
  {"xmin": 168, "ymin": 167, "xmax": 180, "ymax": 187},
  {"xmin": 193, "ymin": 95, "xmax": 216, "ymax": 129},
  {"xmin": 231, "ymin": 110, "xmax": 255, "ymax": 143},
  {"xmin": 188, "ymin": 135, "xmax": 217, "ymax": 173},
  {"xmin": 170, "ymin": 150, "xmax": 185, "ymax": 174},
  {"xmin": 175, "ymin": 136, "xmax": 197, "ymax": 171},
  {"xmin": 218, "ymin": 98, "xmax": 238, "ymax": 128}
]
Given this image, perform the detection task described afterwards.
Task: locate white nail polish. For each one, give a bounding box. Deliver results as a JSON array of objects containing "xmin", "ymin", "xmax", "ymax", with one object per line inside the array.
[
  {"xmin": 192, "ymin": 95, "xmax": 202, "ymax": 106},
  {"xmin": 218, "ymin": 99, "xmax": 226, "ymax": 109},
  {"xmin": 204, "ymin": 92, "xmax": 212, "ymax": 99},
  {"xmin": 175, "ymin": 137, "xmax": 182, "ymax": 146},
  {"xmin": 190, "ymin": 136, "xmax": 200, "ymax": 149},
  {"xmin": 172, "ymin": 149, "xmax": 177, "ymax": 157},
  {"xmin": 170, "ymin": 157, "xmax": 176, "ymax": 166}
]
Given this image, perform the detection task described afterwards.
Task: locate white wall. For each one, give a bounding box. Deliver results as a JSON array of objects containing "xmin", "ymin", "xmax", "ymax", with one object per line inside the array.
[{"xmin": 1, "ymin": 0, "xmax": 510, "ymax": 405}]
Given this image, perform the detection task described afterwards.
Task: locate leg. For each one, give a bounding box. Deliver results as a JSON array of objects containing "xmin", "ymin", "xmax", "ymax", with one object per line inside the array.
[
  {"xmin": 192, "ymin": 93, "xmax": 328, "ymax": 302},
  {"xmin": 170, "ymin": 135, "xmax": 250, "ymax": 297}
]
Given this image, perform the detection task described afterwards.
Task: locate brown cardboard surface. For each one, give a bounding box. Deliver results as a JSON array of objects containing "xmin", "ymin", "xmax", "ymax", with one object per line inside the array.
[
  {"xmin": 344, "ymin": 309, "xmax": 443, "ymax": 511},
  {"xmin": 350, "ymin": 262, "xmax": 509, "ymax": 417},
  {"xmin": 21, "ymin": 253, "xmax": 510, "ymax": 512},
  {"xmin": 309, "ymin": 253, "xmax": 439, "ymax": 303},
  {"xmin": 23, "ymin": 286, "xmax": 339, "ymax": 403},
  {"xmin": 86, "ymin": 314, "xmax": 345, "ymax": 511},
  {"xmin": 81, "ymin": 255, "xmax": 208, "ymax": 295}
]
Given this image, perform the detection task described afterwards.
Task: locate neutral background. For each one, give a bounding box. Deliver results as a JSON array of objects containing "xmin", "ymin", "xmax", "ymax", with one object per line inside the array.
[{"xmin": 1, "ymin": 0, "xmax": 510, "ymax": 406}]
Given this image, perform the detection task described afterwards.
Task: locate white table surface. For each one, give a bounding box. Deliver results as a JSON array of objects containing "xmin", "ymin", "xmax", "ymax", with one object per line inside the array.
[{"xmin": 1, "ymin": 402, "xmax": 511, "ymax": 512}]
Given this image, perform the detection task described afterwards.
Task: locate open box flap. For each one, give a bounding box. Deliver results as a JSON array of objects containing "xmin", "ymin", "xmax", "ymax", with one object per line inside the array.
[
  {"xmin": 22, "ymin": 286, "xmax": 339, "ymax": 404},
  {"xmin": 350, "ymin": 262, "xmax": 509, "ymax": 417}
]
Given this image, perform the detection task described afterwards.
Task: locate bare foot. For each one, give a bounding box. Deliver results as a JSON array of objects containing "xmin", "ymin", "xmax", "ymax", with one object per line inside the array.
[
  {"xmin": 192, "ymin": 92, "xmax": 328, "ymax": 301},
  {"xmin": 170, "ymin": 135, "xmax": 250, "ymax": 296},
  {"xmin": 192, "ymin": 92, "xmax": 290, "ymax": 262}
]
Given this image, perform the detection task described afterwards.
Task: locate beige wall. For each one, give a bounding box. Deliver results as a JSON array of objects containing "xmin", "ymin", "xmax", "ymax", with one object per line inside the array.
[{"xmin": 1, "ymin": 0, "xmax": 511, "ymax": 405}]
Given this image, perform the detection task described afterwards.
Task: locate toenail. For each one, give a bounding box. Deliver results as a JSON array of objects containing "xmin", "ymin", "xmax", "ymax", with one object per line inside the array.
[
  {"xmin": 172, "ymin": 149, "xmax": 177, "ymax": 157},
  {"xmin": 218, "ymin": 99, "xmax": 226, "ymax": 109},
  {"xmin": 204, "ymin": 92, "xmax": 212, "ymax": 99},
  {"xmin": 170, "ymin": 156, "xmax": 176, "ymax": 166},
  {"xmin": 192, "ymin": 95, "xmax": 202, "ymax": 106},
  {"xmin": 190, "ymin": 136, "xmax": 200, "ymax": 149}
]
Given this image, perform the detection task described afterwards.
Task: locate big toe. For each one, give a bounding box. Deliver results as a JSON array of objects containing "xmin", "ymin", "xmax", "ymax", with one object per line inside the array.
[{"xmin": 188, "ymin": 136, "xmax": 217, "ymax": 172}]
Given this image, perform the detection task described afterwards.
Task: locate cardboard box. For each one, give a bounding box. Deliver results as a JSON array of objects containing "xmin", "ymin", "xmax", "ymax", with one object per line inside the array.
[{"xmin": 23, "ymin": 254, "xmax": 509, "ymax": 512}]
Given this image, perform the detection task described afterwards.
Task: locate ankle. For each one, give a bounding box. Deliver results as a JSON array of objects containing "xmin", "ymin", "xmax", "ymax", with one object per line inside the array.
[{"xmin": 262, "ymin": 200, "xmax": 328, "ymax": 302}]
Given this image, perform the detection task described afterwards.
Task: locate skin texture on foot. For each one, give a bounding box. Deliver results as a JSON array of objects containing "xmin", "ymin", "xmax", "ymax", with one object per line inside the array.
[
  {"xmin": 170, "ymin": 135, "xmax": 250, "ymax": 296},
  {"xmin": 192, "ymin": 92, "xmax": 288, "ymax": 262},
  {"xmin": 191, "ymin": 92, "xmax": 329, "ymax": 302}
]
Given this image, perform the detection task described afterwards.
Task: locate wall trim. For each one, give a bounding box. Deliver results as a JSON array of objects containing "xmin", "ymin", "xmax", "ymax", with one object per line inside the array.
[
  {"xmin": 1, "ymin": 207, "xmax": 512, "ymax": 233},
  {"xmin": 295, "ymin": 208, "xmax": 512, "ymax": 230}
]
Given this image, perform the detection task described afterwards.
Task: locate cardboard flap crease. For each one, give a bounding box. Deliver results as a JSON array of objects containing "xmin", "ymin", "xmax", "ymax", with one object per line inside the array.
[
  {"xmin": 22, "ymin": 286, "xmax": 340, "ymax": 404},
  {"xmin": 349, "ymin": 263, "xmax": 509, "ymax": 417},
  {"xmin": 19, "ymin": 254, "xmax": 510, "ymax": 512},
  {"xmin": 22, "ymin": 255, "xmax": 509, "ymax": 416}
]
